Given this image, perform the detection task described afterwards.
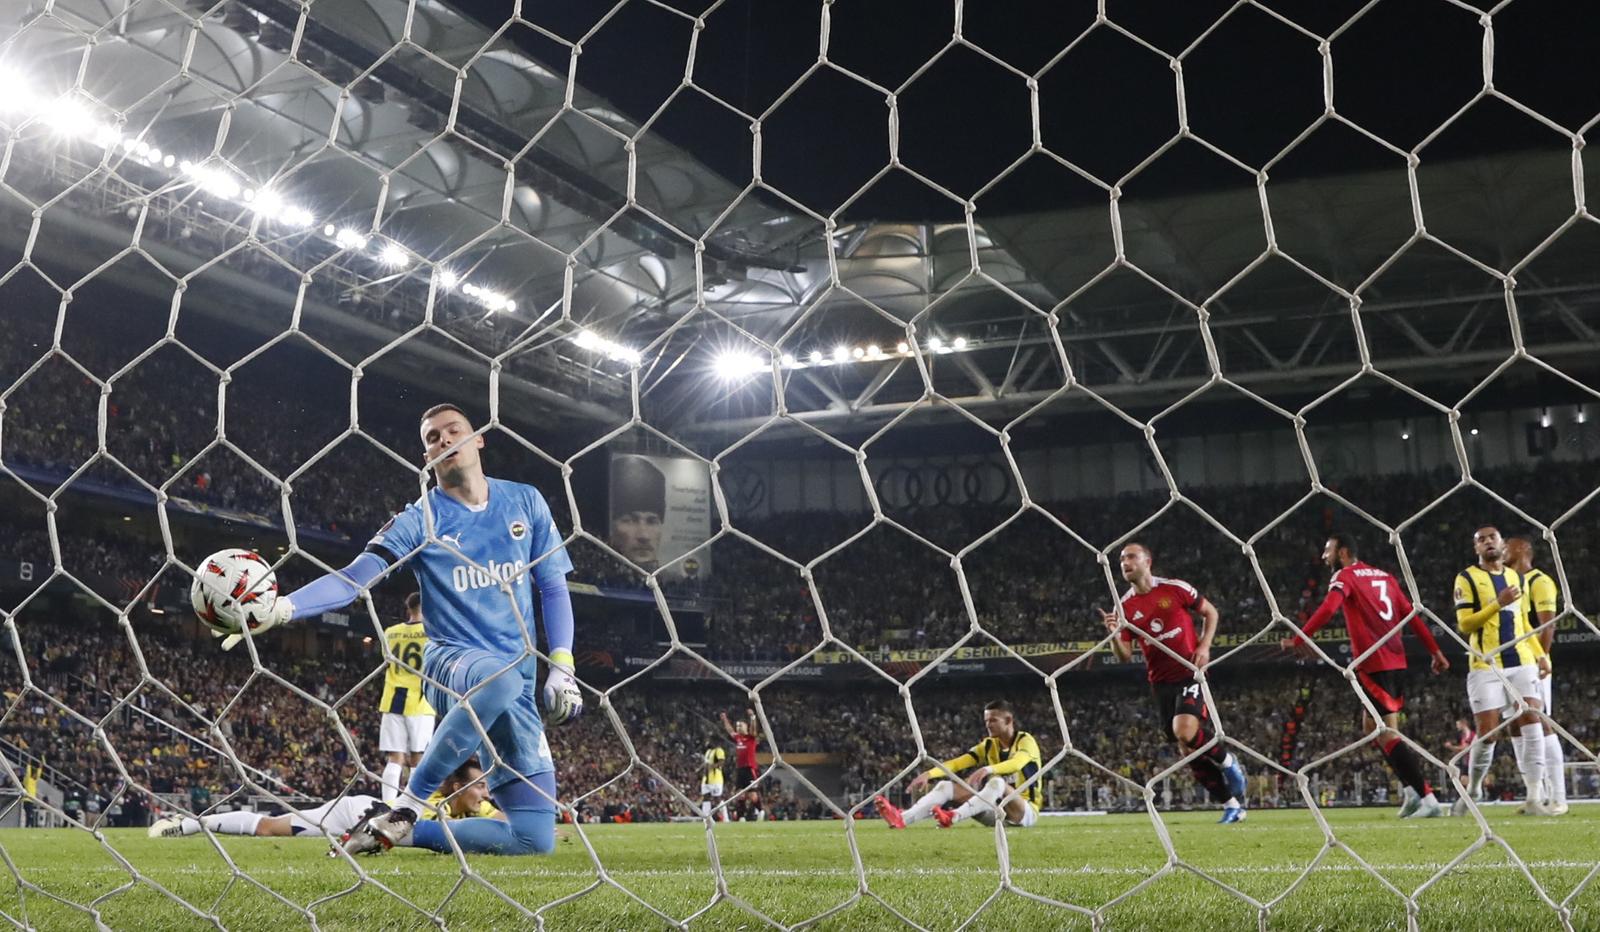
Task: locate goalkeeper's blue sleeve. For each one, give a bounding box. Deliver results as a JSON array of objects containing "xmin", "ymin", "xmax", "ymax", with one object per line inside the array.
[
  {"xmin": 536, "ymin": 574, "xmax": 574, "ymax": 658},
  {"xmin": 285, "ymin": 551, "xmax": 388, "ymax": 620}
]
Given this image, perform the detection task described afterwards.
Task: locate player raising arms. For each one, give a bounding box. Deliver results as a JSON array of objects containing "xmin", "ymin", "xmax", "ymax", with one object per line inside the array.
[
  {"xmin": 211, "ymin": 403, "xmax": 582, "ymax": 856},
  {"xmin": 721, "ymin": 708, "xmax": 762, "ymax": 821},
  {"xmin": 150, "ymin": 759, "xmax": 498, "ymax": 841},
  {"xmin": 1506, "ymin": 537, "xmax": 1566, "ymax": 815},
  {"xmin": 1453, "ymin": 526, "xmax": 1551, "ymax": 817},
  {"xmin": 875, "ymin": 700, "xmax": 1042, "ymax": 829},
  {"xmin": 1281, "ymin": 534, "xmax": 1450, "ymax": 818},
  {"xmin": 378, "ymin": 593, "xmax": 435, "ymax": 803},
  {"xmin": 1102, "ymin": 543, "xmax": 1249, "ymax": 823}
]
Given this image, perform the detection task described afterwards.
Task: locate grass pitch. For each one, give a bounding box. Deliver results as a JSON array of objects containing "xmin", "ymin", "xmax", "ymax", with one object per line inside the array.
[{"xmin": 1, "ymin": 807, "xmax": 1596, "ymax": 930}]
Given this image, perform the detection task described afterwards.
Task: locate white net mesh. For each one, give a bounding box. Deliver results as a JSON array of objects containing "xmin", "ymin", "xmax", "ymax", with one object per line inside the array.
[{"xmin": 2, "ymin": 0, "xmax": 1599, "ymax": 928}]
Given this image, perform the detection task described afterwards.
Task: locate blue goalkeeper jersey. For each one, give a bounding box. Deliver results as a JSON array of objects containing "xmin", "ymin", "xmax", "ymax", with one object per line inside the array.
[{"xmin": 365, "ymin": 478, "xmax": 573, "ymax": 658}]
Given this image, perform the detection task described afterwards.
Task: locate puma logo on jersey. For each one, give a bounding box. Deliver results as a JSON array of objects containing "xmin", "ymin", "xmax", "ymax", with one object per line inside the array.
[
  {"xmin": 439, "ymin": 533, "xmax": 464, "ymax": 548},
  {"xmin": 1132, "ymin": 610, "xmax": 1145, "ymax": 621}
]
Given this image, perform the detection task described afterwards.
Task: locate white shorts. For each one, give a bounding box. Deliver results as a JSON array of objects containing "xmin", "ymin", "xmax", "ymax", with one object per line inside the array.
[
  {"xmin": 1466, "ymin": 666, "xmax": 1542, "ymax": 716},
  {"xmin": 380, "ymin": 713, "xmax": 435, "ymax": 754},
  {"xmin": 700, "ymin": 782, "xmax": 724, "ymax": 798},
  {"xmin": 285, "ymin": 795, "xmax": 382, "ymax": 838},
  {"xmin": 1540, "ymin": 672, "xmax": 1553, "ymax": 717},
  {"xmin": 972, "ymin": 801, "xmax": 1039, "ymax": 829}
]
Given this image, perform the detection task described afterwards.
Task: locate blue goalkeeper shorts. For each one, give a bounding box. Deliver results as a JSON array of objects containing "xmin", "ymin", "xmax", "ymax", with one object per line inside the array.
[{"xmin": 422, "ymin": 644, "xmax": 553, "ymax": 790}]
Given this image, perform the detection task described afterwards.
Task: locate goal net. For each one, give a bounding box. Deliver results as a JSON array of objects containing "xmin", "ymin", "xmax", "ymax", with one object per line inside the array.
[{"xmin": 1, "ymin": 0, "xmax": 1598, "ymax": 929}]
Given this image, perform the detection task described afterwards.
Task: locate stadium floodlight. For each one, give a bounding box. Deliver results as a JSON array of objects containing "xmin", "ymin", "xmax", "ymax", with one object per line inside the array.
[
  {"xmin": 851, "ymin": 346, "xmax": 865, "ymax": 359},
  {"xmin": 952, "ymin": 336, "xmax": 968, "ymax": 350},
  {"xmin": 809, "ymin": 350, "xmax": 823, "ymax": 365},
  {"xmin": 378, "ymin": 241, "xmax": 409, "ymax": 268},
  {"xmin": 322, "ymin": 224, "xmax": 337, "ymax": 237},
  {"xmin": 896, "ymin": 341, "xmax": 910, "ymax": 354},
  {"xmin": 928, "ymin": 336, "xmax": 944, "ymax": 352},
  {"xmin": 437, "ymin": 268, "xmax": 459, "ymax": 289},
  {"xmin": 335, "ymin": 228, "xmax": 369, "ymax": 250},
  {"xmin": 251, "ymin": 188, "xmax": 285, "ymax": 219},
  {"xmin": 1401, "ymin": 431, "xmax": 1410, "ymax": 441},
  {"xmin": 1470, "ymin": 428, "xmax": 1480, "ymax": 436},
  {"xmin": 865, "ymin": 344, "xmax": 881, "ymax": 358},
  {"xmin": 713, "ymin": 351, "xmax": 764, "ymax": 380},
  {"xmin": 831, "ymin": 346, "xmax": 849, "ymax": 363},
  {"xmin": 780, "ymin": 353, "xmax": 796, "ymax": 368},
  {"xmin": 280, "ymin": 206, "xmax": 314, "ymax": 228}
]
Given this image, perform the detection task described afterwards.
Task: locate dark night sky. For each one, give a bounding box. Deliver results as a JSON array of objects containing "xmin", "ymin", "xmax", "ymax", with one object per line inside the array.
[{"xmin": 457, "ymin": 0, "xmax": 1599, "ymax": 220}]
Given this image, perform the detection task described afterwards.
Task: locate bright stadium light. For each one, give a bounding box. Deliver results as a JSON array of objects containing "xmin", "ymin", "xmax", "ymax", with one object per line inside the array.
[
  {"xmin": 437, "ymin": 268, "xmax": 459, "ymax": 289},
  {"xmin": 335, "ymin": 228, "xmax": 369, "ymax": 250},
  {"xmin": 928, "ymin": 336, "xmax": 944, "ymax": 352},
  {"xmin": 780, "ymin": 353, "xmax": 796, "ymax": 368},
  {"xmin": 851, "ymin": 346, "xmax": 865, "ymax": 359},
  {"xmin": 896, "ymin": 341, "xmax": 910, "ymax": 354},
  {"xmin": 378, "ymin": 241, "xmax": 409, "ymax": 268},
  {"xmin": 713, "ymin": 351, "xmax": 764, "ymax": 379},
  {"xmin": 832, "ymin": 345, "xmax": 849, "ymax": 363},
  {"xmin": 952, "ymin": 336, "xmax": 968, "ymax": 350}
]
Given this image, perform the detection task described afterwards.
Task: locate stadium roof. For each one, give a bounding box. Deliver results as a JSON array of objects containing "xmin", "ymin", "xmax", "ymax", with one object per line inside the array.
[{"xmin": 4, "ymin": 0, "xmax": 1598, "ymax": 447}]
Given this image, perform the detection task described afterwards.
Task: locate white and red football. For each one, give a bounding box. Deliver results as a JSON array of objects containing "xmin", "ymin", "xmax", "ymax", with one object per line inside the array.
[{"xmin": 189, "ymin": 549, "xmax": 278, "ymax": 637}]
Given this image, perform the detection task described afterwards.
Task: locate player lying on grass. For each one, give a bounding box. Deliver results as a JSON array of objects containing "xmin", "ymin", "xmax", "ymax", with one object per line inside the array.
[
  {"xmin": 1102, "ymin": 542, "xmax": 1249, "ymax": 823},
  {"xmin": 1281, "ymin": 533, "xmax": 1449, "ymax": 818},
  {"xmin": 875, "ymin": 700, "xmax": 1042, "ymax": 829},
  {"xmin": 149, "ymin": 759, "xmax": 496, "ymax": 840}
]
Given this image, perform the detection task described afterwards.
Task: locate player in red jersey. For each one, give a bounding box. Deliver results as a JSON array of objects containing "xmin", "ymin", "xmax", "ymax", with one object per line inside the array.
[
  {"xmin": 1102, "ymin": 542, "xmax": 1248, "ymax": 824},
  {"xmin": 1282, "ymin": 533, "xmax": 1450, "ymax": 818},
  {"xmin": 721, "ymin": 708, "xmax": 763, "ymax": 821}
]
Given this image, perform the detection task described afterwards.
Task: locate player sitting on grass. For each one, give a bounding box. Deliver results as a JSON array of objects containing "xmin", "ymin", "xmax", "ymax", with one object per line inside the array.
[
  {"xmin": 875, "ymin": 700, "xmax": 1041, "ymax": 829},
  {"xmin": 149, "ymin": 759, "xmax": 497, "ymax": 840}
]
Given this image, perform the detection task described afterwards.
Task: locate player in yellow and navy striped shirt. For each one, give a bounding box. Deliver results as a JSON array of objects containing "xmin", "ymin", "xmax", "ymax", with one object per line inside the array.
[
  {"xmin": 875, "ymin": 700, "xmax": 1042, "ymax": 829},
  {"xmin": 380, "ymin": 593, "xmax": 437, "ymax": 803},
  {"xmin": 700, "ymin": 744, "xmax": 726, "ymax": 821},
  {"xmin": 1452, "ymin": 527, "xmax": 1551, "ymax": 816},
  {"xmin": 1507, "ymin": 537, "xmax": 1567, "ymax": 815}
]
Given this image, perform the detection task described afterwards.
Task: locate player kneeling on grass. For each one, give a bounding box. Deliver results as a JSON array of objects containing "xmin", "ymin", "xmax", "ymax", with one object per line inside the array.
[
  {"xmin": 150, "ymin": 759, "xmax": 497, "ymax": 841},
  {"xmin": 875, "ymin": 700, "xmax": 1041, "ymax": 829}
]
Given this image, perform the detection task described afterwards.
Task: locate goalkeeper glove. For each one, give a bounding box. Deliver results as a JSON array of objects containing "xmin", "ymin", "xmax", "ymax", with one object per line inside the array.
[
  {"xmin": 541, "ymin": 650, "xmax": 583, "ymax": 725},
  {"xmin": 217, "ymin": 595, "xmax": 295, "ymax": 651}
]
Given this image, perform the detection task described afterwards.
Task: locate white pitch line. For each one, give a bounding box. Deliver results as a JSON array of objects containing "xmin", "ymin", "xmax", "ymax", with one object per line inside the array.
[{"xmin": 21, "ymin": 860, "xmax": 1600, "ymax": 880}]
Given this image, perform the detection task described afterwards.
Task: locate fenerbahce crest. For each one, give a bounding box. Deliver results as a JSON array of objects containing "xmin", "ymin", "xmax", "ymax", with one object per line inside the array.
[{"xmin": 509, "ymin": 520, "xmax": 528, "ymax": 541}]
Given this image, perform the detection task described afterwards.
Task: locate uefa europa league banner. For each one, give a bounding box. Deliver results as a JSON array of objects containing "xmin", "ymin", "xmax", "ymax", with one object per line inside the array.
[{"xmin": 608, "ymin": 453, "xmax": 713, "ymax": 580}]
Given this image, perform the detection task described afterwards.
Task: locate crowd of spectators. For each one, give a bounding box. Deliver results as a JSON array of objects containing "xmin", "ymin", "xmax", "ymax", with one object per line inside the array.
[
  {"xmin": 4, "ymin": 599, "xmax": 1598, "ymax": 824},
  {"xmin": 4, "ymin": 321, "xmax": 1599, "ymax": 822}
]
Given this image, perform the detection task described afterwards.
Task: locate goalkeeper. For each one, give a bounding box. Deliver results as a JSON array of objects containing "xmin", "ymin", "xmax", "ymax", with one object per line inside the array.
[{"xmin": 219, "ymin": 403, "xmax": 581, "ymax": 857}]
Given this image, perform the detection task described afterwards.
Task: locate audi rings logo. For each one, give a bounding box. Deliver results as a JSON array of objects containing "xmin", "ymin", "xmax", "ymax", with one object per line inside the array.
[{"xmin": 875, "ymin": 462, "xmax": 1012, "ymax": 510}]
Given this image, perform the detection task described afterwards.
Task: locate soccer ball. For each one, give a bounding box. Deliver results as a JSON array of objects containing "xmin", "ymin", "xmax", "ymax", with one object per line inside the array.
[{"xmin": 190, "ymin": 549, "xmax": 278, "ymax": 637}]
